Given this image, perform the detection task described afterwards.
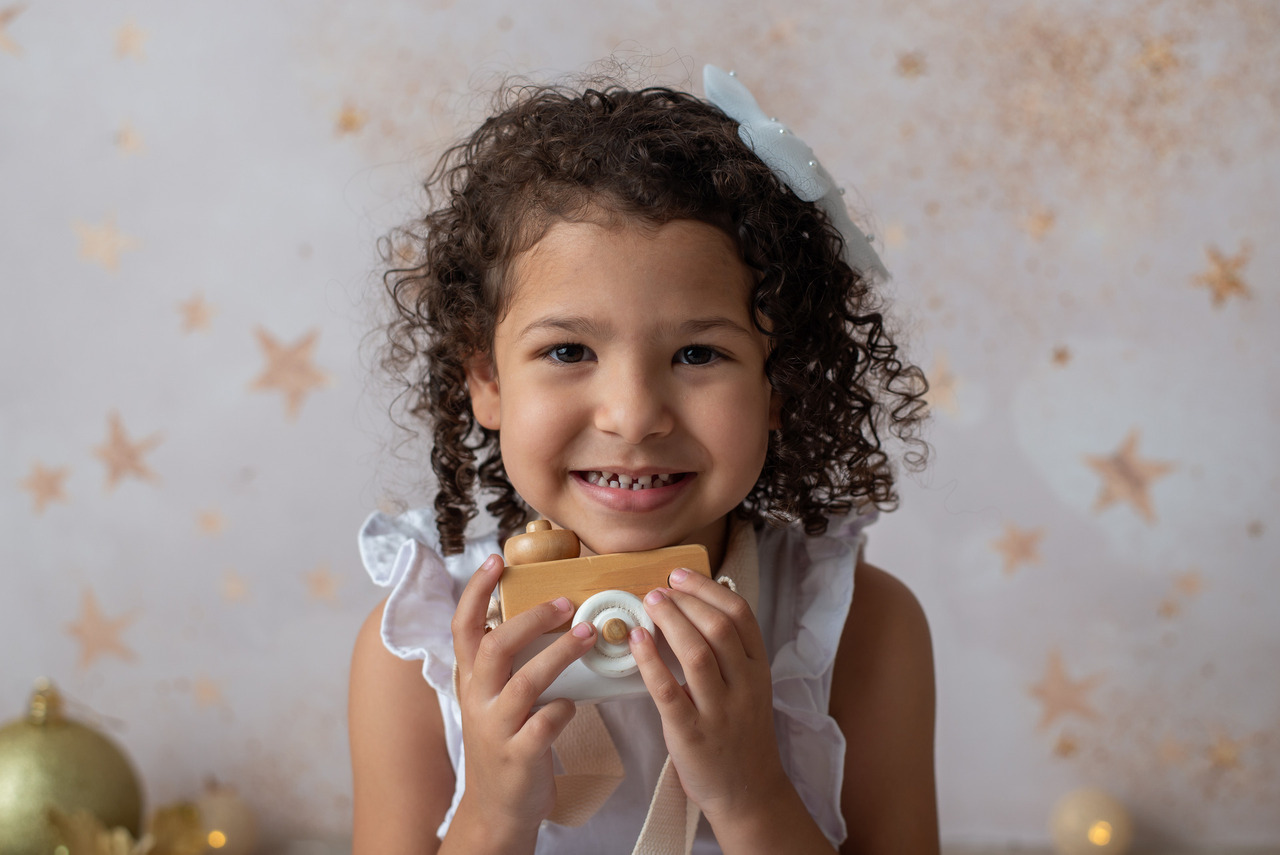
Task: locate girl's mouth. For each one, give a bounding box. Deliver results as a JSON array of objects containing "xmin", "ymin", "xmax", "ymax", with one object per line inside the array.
[{"xmin": 577, "ymin": 470, "xmax": 689, "ymax": 490}]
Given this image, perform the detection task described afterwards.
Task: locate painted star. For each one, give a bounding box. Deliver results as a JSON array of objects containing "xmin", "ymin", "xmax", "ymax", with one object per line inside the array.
[
  {"xmin": 192, "ymin": 676, "xmax": 225, "ymax": 708},
  {"xmin": 1194, "ymin": 244, "xmax": 1251, "ymax": 307},
  {"xmin": 1207, "ymin": 733, "xmax": 1242, "ymax": 770},
  {"xmin": 115, "ymin": 20, "xmax": 148, "ymax": 59},
  {"xmin": 221, "ymin": 569, "xmax": 249, "ymax": 603},
  {"xmin": 74, "ymin": 215, "xmax": 140, "ymax": 272},
  {"xmin": 1022, "ymin": 208, "xmax": 1056, "ymax": 240},
  {"xmin": 250, "ymin": 327, "xmax": 331, "ymax": 419},
  {"xmin": 1083, "ymin": 429, "xmax": 1175, "ymax": 523},
  {"xmin": 1029, "ymin": 648, "xmax": 1103, "ymax": 729},
  {"xmin": 1051, "ymin": 345, "xmax": 1072, "ymax": 367},
  {"xmin": 196, "ymin": 509, "xmax": 225, "ymax": 535},
  {"xmin": 178, "ymin": 292, "xmax": 215, "ymax": 332},
  {"xmin": 991, "ymin": 523, "xmax": 1044, "ymax": 575},
  {"xmin": 92, "ymin": 411, "xmax": 163, "ymax": 490},
  {"xmin": 335, "ymin": 102, "xmax": 368, "ymax": 135},
  {"xmin": 115, "ymin": 120, "xmax": 146, "ymax": 155},
  {"xmin": 19, "ymin": 462, "xmax": 69, "ymax": 513},
  {"xmin": 305, "ymin": 564, "xmax": 340, "ymax": 602},
  {"xmin": 924, "ymin": 352, "xmax": 959, "ymax": 415},
  {"xmin": 1135, "ymin": 37, "xmax": 1179, "ymax": 76},
  {"xmin": 896, "ymin": 51, "xmax": 927, "ymax": 78},
  {"xmin": 0, "ymin": 4, "xmax": 25, "ymax": 55},
  {"xmin": 66, "ymin": 589, "xmax": 137, "ymax": 669},
  {"xmin": 1173, "ymin": 570, "xmax": 1203, "ymax": 597}
]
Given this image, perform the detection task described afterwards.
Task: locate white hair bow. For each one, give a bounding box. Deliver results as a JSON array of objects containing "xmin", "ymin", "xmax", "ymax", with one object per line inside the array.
[{"xmin": 703, "ymin": 64, "xmax": 888, "ymax": 280}]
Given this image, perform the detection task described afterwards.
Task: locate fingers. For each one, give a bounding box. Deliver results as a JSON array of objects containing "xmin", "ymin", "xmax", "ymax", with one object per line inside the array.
[
  {"xmin": 452, "ymin": 554, "xmax": 505, "ymax": 666},
  {"xmin": 469, "ymin": 595, "xmax": 584, "ymax": 698},
  {"xmin": 667, "ymin": 567, "xmax": 768, "ymax": 661},
  {"xmin": 629, "ymin": 624, "xmax": 696, "ymax": 723}
]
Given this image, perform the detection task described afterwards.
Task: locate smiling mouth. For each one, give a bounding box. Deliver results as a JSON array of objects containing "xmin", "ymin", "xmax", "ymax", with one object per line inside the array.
[{"xmin": 577, "ymin": 470, "xmax": 689, "ymax": 490}]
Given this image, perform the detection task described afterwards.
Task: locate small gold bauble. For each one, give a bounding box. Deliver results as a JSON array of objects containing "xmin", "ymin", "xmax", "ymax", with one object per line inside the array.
[
  {"xmin": 1049, "ymin": 787, "xmax": 1134, "ymax": 855},
  {"xmin": 0, "ymin": 679, "xmax": 144, "ymax": 855},
  {"xmin": 197, "ymin": 780, "xmax": 258, "ymax": 855}
]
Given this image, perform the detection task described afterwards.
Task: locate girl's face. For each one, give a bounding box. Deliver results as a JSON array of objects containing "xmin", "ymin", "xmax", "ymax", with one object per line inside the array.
[{"xmin": 466, "ymin": 217, "xmax": 778, "ymax": 564}]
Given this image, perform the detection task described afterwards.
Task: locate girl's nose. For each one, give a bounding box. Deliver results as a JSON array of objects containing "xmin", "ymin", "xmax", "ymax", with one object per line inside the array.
[{"xmin": 593, "ymin": 369, "xmax": 675, "ymax": 444}]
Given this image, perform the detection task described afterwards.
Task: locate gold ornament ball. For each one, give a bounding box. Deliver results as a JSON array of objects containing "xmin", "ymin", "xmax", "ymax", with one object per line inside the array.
[
  {"xmin": 1049, "ymin": 788, "xmax": 1134, "ymax": 855},
  {"xmin": 0, "ymin": 679, "xmax": 143, "ymax": 855},
  {"xmin": 197, "ymin": 780, "xmax": 258, "ymax": 855}
]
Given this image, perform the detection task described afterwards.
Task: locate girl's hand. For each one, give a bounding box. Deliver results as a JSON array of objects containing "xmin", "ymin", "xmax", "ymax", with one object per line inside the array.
[
  {"xmin": 629, "ymin": 567, "xmax": 790, "ymax": 825},
  {"xmin": 447, "ymin": 553, "xmax": 597, "ymax": 848}
]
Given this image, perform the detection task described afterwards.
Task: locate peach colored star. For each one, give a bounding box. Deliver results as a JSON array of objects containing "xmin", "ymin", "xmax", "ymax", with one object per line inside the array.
[
  {"xmin": 1173, "ymin": 570, "xmax": 1203, "ymax": 597},
  {"xmin": 178, "ymin": 292, "xmax": 215, "ymax": 332},
  {"xmin": 66, "ymin": 589, "xmax": 137, "ymax": 669},
  {"xmin": 0, "ymin": 4, "xmax": 25, "ymax": 55},
  {"xmin": 115, "ymin": 20, "xmax": 147, "ymax": 59},
  {"xmin": 74, "ymin": 215, "xmax": 140, "ymax": 272},
  {"xmin": 1083, "ymin": 429, "xmax": 1175, "ymax": 523},
  {"xmin": 924, "ymin": 352, "xmax": 959, "ymax": 415},
  {"xmin": 192, "ymin": 676, "xmax": 225, "ymax": 708},
  {"xmin": 250, "ymin": 327, "xmax": 331, "ymax": 419},
  {"xmin": 1194, "ymin": 244, "xmax": 1251, "ymax": 307},
  {"xmin": 1208, "ymin": 733, "xmax": 1242, "ymax": 770},
  {"xmin": 992, "ymin": 523, "xmax": 1044, "ymax": 575},
  {"xmin": 115, "ymin": 120, "xmax": 145, "ymax": 155},
  {"xmin": 92, "ymin": 411, "xmax": 163, "ymax": 490},
  {"xmin": 896, "ymin": 51, "xmax": 927, "ymax": 78},
  {"xmin": 1022, "ymin": 208, "xmax": 1056, "ymax": 239},
  {"xmin": 221, "ymin": 569, "xmax": 249, "ymax": 603},
  {"xmin": 335, "ymin": 102, "xmax": 367, "ymax": 135},
  {"xmin": 1029, "ymin": 648, "xmax": 1103, "ymax": 729},
  {"xmin": 196, "ymin": 509, "xmax": 225, "ymax": 535},
  {"xmin": 1134, "ymin": 37, "xmax": 1180, "ymax": 76},
  {"xmin": 304, "ymin": 564, "xmax": 340, "ymax": 602},
  {"xmin": 1051, "ymin": 345, "xmax": 1072, "ymax": 367},
  {"xmin": 19, "ymin": 462, "xmax": 69, "ymax": 513}
]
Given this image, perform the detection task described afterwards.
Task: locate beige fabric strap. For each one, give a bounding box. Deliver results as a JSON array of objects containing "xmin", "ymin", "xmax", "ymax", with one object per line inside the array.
[
  {"xmin": 627, "ymin": 519, "xmax": 761, "ymax": 855},
  {"xmin": 548, "ymin": 702, "xmax": 626, "ymax": 826}
]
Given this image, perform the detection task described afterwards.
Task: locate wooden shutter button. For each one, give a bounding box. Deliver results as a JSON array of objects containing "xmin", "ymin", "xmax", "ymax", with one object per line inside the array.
[
  {"xmin": 601, "ymin": 618, "xmax": 629, "ymax": 645},
  {"xmin": 503, "ymin": 519, "xmax": 580, "ymax": 565}
]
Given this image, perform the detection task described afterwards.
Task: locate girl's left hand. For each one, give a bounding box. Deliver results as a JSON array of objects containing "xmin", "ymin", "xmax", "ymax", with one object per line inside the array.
[{"xmin": 629, "ymin": 567, "xmax": 790, "ymax": 824}]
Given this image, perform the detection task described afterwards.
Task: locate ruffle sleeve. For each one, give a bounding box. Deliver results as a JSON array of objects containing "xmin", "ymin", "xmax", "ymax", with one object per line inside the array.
[
  {"xmin": 358, "ymin": 508, "xmax": 494, "ymax": 698},
  {"xmin": 761, "ymin": 510, "xmax": 876, "ymax": 848}
]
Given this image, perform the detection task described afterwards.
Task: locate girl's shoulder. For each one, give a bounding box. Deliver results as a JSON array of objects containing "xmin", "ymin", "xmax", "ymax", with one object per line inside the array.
[{"xmin": 357, "ymin": 508, "xmax": 501, "ymax": 695}]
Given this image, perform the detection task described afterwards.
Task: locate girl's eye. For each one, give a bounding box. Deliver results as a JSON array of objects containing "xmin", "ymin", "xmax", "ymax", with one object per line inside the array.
[
  {"xmin": 546, "ymin": 344, "xmax": 589, "ymax": 364},
  {"xmin": 675, "ymin": 346, "xmax": 720, "ymax": 366}
]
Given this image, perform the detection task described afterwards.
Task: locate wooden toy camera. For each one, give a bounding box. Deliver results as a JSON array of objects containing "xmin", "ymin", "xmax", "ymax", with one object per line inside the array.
[{"xmin": 501, "ymin": 520, "xmax": 711, "ymax": 704}]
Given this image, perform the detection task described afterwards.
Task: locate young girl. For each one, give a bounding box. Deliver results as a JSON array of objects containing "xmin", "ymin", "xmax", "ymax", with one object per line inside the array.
[{"xmin": 349, "ymin": 65, "xmax": 938, "ymax": 855}]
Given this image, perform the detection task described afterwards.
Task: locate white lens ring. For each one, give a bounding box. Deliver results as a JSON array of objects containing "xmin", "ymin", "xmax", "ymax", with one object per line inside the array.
[{"xmin": 572, "ymin": 590, "xmax": 655, "ymax": 678}]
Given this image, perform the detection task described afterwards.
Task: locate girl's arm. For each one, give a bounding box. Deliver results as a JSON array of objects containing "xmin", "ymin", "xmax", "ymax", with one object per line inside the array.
[
  {"xmin": 349, "ymin": 597, "xmax": 453, "ymax": 855},
  {"xmin": 830, "ymin": 560, "xmax": 940, "ymax": 855}
]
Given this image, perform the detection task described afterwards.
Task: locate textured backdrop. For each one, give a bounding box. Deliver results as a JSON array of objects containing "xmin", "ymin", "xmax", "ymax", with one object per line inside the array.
[{"xmin": 2, "ymin": 0, "xmax": 1277, "ymax": 849}]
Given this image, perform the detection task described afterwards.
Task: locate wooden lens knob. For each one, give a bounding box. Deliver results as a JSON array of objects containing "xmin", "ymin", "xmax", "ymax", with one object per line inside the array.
[
  {"xmin": 601, "ymin": 618, "xmax": 629, "ymax": 645},
  {"xmin": 503, "ymin": 520, "xmax": 581, "ymax": 565}
]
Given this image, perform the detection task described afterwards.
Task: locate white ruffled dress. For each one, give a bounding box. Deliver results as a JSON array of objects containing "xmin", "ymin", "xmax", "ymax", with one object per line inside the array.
[{"xmin": 359, "ymin": 508, "xmax": 874, "ymax": 853}]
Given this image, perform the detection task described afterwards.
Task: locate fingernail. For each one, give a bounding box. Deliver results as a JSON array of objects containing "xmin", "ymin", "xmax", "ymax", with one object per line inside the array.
[
  {"xmin": 571, "ymin": 622, "xmax": 594, "ymax": 638},
  {"xmin": 483, "ymin": 554, "xmax": 503, "ymax": 572},
  {"xmin": 645, "ymin": 589, "xmax": 666, "ymax": 605},
  {"xmin": 669, "ymin": 567, "xmax": 688, "ymax": 584},
  {"xmin": 630, "ymin": 627, "xmax": 647, "ymax": 643},
  {"xmin": 552, "ymin": 596, "xmax": 572, "ymax": 612}
]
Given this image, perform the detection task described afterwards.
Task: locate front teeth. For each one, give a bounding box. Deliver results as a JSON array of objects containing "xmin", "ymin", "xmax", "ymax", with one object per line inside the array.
[{"xmin": 585, "ymin": 471, "xmax": 677, "ymax": 490}]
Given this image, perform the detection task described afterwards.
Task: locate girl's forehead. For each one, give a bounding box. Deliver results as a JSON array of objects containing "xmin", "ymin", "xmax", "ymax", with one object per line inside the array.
[{"xmin": 504, "ymin": 218, "xmax": 752, "ymax": 314}]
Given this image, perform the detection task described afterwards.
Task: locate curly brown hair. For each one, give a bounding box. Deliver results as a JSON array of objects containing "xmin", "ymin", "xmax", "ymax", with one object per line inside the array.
[{"xmin": 377, "ymin": 77, "xmax": 929, "ymax": 556}]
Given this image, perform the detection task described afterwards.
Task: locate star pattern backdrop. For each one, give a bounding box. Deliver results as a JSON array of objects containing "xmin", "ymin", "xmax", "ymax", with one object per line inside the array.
[{"xmin": 2, "ymin": 0, "xmax": 1277, "ymax": 849}]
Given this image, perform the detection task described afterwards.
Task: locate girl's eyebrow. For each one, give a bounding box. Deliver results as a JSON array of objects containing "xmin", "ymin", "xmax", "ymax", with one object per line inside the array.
[{"xmin": 517, "ymin": 315, "xmax": 753, "ymax": 340}]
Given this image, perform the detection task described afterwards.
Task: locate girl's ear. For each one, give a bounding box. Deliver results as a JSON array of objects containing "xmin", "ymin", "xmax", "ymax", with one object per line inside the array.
[
  {"xmin": 465, "ymin": 354, "xmax": 502, "ymax": 430},
  {"xmin": 769, "ymin": 389, "xmax": 783, "ymax": 430}
]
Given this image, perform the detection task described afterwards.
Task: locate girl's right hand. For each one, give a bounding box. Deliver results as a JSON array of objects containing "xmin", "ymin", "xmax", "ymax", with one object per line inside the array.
[{"xmin": 446, "ymin": 553, "xmax": 597, "ymax": 850}]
